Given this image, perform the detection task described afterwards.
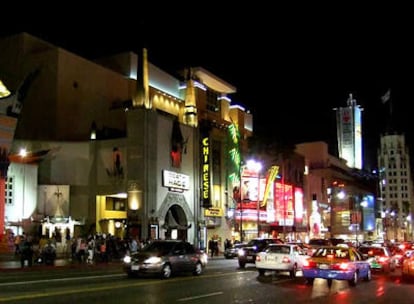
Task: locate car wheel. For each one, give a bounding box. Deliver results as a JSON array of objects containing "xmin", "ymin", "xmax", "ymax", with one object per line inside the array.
[
  {"xmin": 127, "ymin": 271, "xmax": 136, "ymax": 278},
  {"xmin": 239, "ymin": 261, "xmax": 246, "ymax": 268},
  {"xmin": 193, "ymin": 262, "xmax": 203, "ymax": 276},
  {"xmin": 258, "ymin": 269, "xmax": 265, "ymax": 276},
  {"xmin": 348, "ymin": 271, "xmax": 358, "ymax": 287},
  {"xmin": 364, "ymin": 268, "xmax": 372, "ymax": 281},
  {"xmin": 401, "ymin": 273, "xmax": 409, "ymax": 282},
  {"xmin": 290, "ymin": 264, "xmax": 298, "ymax": 278},
  {"xmin": 327, "ymin": 279, "xmax": 333, "ymax": 287},
  {"xmin": 305, "ymin": 278, "xmax": 314, "ymax": 285},
  {"xmin": 161, "ymin": 264, "xmax": 172, "ymax": 279}
]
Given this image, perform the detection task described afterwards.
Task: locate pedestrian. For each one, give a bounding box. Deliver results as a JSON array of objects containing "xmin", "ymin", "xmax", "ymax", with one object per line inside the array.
[
  {"xmin": 87, "ymin": 236, "xmax": 95, "ymax": 264},
  {"xmin": 213, "ymin": 240, "xmax": 219, "ymax": 256},
  {"xmin": 20, "ymin": 235, "xmax": 34, "ymax": 267},
  {"xmin": 224, "ymin": 239, "xmax": 232, "ymax": 251},
  {"xmin": 129, "ymin": 237, "xmax": 138, "ymax": 254},
  {"xmin": 208, "ymin": 239, "xmax": 214, "ymax": 258},
  {"xmin": 14, "ymin": 234, "xmax": 22, "ymax": 256}
]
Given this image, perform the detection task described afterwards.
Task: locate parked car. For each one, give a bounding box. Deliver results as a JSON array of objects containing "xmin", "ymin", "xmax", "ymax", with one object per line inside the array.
[
  {"xmin": 302, "ymin": 245, "xmax": 371, "ymax": 287},
  {"xmin": 401, "ymin": 251, "xmax": 414, "ymax": 281},
  {"xmin": 358, "ymin": 245, "xmax": 396, "ymax": 272},
  {"xmin": 123, "ymin": 240, "xmax": 206, "ymax": 279},
  {"xmin": 237, "ymin": 238, "xmax": 284, "ymax": 268},
  {"xmin": 224, "ymin": 243, "xmax": 246, "ymax": 259},
  {"xmin": 256, "ymin": 243, "xmax": 310, "ymax": 278}
]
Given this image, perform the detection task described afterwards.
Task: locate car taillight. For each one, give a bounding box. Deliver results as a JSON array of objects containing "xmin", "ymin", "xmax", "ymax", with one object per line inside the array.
[
  {"xmin": 256, "ymin": 256, "xmax": 261, "ymax": 262},
  {"xmin": 378, "ymin": 256, "xmax": 389, "ymax": 263},
  {"xmin": 303, "ymin": 260, "xmax": 316, "ymax": 268},
  {"xmin": 282, "ymin": 256, "xmax": 291, "ymax": 264},
  {"xmin": 331, "ymin": 262, "xmax": 349, "ymax": 270}
]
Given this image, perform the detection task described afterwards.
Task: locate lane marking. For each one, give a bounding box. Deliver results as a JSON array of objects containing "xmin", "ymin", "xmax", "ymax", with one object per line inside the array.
[
  {"xmin": 0, "ymin": 274, "xmax": 124, "ymax": 287},
  {"xmin": 0, "ymin": 272, "xmax": 238, "ymax": 302},
  {"xmin": 177, "ymin": 291, "xmax": 224, "ymax": 301}
]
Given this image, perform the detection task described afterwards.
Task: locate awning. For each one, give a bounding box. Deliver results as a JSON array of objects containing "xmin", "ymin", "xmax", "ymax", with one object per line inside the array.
[{"xmin": 164, "ymin": 208, "xmax": 191, "ymax": 230}]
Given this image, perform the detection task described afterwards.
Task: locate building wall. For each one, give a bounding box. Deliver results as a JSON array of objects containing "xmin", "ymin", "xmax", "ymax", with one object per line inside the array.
[
  {"xmin": 0, "ymin": 33, "xmax": 131, "ymax": 141},
  {"xmin": 378, "ymin": 133, "xmax": 414, "ymax": 241},
  {"xmin": 5, "ymin": 162, "xmax": 38, "ymax": 235},
  {"xmin": 1, "ymin": 32, "xmax": 251, "ymax": 248},
  {"xmin": 296, "ymin": 141, "xmax": 378, "ymax": 242},
  {"xmin": 154, "ymin": 114, "xmax": 198, "ymax": 241}
]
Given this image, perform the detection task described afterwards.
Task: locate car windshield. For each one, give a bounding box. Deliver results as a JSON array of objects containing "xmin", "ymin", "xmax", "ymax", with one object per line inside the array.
[
  {"xmin": 313, "ymin": 247, "xmax": 350, "ymax": 259},
  {"xmin": 245, "ymin": 240, "xmax": 259, "ymax": 246},
  {"xmin": 309, "ymin": 239, "xmax": 332, "ymax": 246},
  {"xmin": 266, "ymin": 245, "xmax": 291, "ymax": 254},
  {"xmin": 143, "ymin": 241, "xmax": 175, "ymax": 255},
  {"xmin": 359, "ymin": 247, "xmax": 386, "ymax": 256}
]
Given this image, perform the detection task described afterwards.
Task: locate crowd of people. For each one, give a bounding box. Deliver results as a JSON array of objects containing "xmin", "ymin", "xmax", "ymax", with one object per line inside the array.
[
  {"xmin": 69, "ymin": 234, "xmax": 151, "ymax": 264},
  {"xmin": 8, "ymin": 229, "xmax": 238, "ymax": 267},
  {"xmin": 7, "ymin": 229, "xmax": 151, "ymax": 267},
  {"xmin": 208, "ymin": 238, "xmax": 233, "ymax": 258}
]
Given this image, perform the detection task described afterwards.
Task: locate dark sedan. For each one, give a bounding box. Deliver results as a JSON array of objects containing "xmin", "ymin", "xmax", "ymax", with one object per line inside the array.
[
  {"xmin": 237, "ymin": 238, "xmax": 284, "ymax": 268},
  {"xmin": 224, "ymin": 243, "xmax": 246, "ymax": 259},
  {"xmin": 123, "ymin": 240, "xmax": 205, "ymax": 279}
]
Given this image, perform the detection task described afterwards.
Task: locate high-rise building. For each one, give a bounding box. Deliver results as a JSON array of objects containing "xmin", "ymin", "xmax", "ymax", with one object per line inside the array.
[
  {"xmin": 377, "ymin": 132, "xmax": 414, "ymax": 241},
  {"xmin": 335, "ymin": 94, "xmax": 363, "ymax": 169}
]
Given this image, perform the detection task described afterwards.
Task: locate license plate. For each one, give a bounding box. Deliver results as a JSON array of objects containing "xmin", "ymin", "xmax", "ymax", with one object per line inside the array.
[
  {"xmin": 247, "ymin": 256, "xmax": 253, "ymax": 260},
  {"xmin": 266, "ymin": 256, "xmax": 276, "ymax": 262},
  {"xmin": 131, "ymin": 265, "xmax": 139, "ymax": 270}
]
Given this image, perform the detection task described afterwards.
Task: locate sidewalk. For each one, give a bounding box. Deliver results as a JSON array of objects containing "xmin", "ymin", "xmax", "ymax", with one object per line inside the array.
[
  {"xmin": 0, "ymin": 251, "xmax": 225, "ymax": 270},
  {"xmin": 0, "ymin": 250, "xmax": 125, "ymax": 270},
  {"xmin": 0, "ymin": 250, "xmax": 74, "ymax": 269}
]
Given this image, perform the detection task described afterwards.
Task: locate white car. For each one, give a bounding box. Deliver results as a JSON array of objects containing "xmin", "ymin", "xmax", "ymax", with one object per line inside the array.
[{"xmin": 255, "ymin": 243, "xmax": 310, "ymax": 278}]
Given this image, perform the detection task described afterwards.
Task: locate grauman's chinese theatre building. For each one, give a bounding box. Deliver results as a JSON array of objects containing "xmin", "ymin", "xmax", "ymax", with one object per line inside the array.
[{"xmin": 0, "ymin": 32, "xmax": 253, "ymax": 248}]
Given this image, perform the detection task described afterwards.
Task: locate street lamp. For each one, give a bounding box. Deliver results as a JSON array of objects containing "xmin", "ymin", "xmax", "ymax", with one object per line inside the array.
[
  {"xmin": 390, "ymin": 210, "xmax": 397, "ymax": 241},
  {"xmin": 19, "ymin": 148, "xmax": 27, "ymax": 234},
  {"xmin": 239, "ymin": 161, "xmax": 244, "ymax": 242}
]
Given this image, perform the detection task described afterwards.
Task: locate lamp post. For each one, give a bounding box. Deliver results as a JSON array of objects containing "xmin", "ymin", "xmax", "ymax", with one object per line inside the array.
[
  {"xmin": 391, "ymin": 210, "xmax": 397, "ymax": 241},
  {"xmin": 281, "ymin": 161, "xmax": 286, "ymax": 241},
  {"xmin": 239, "ymin": 162, "xmax": 244, "ymax": 242},
  {"xmin": 19, "ymin": 148, "xmax": 27, "ymax": 234}
]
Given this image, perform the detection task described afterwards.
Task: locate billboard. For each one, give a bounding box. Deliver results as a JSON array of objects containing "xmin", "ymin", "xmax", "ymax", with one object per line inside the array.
[{"xmin": 274, "ymin": 182, "xmax": 294, "ymax": 226}]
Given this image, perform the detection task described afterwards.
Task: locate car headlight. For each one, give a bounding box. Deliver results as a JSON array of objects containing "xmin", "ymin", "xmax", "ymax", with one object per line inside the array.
[
  {"xmin": 238, "ymin": 249, "xmax": 245, "ymax": 256},
  {"xmin": 201, "ymin": 253, "xmax": 208, "ymax": 263},
  {"xmin": 123, "ymin": 255, "xmax": 131, "ymax": 263},
  {"xmin": 145, "ymin": 256, "xmax": 163, "ymax": 264}
]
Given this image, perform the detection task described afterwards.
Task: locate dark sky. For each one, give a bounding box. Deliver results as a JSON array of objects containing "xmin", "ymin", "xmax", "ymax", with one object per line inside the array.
[{"xmin": 1, "ymin": 6, "xmax": 413, "ymax": 171}]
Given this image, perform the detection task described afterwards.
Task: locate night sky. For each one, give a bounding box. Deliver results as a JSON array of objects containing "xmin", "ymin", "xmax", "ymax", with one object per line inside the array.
[{"xmin": 1, "ymin": 6, "xmax": 413, "ymax": 171}]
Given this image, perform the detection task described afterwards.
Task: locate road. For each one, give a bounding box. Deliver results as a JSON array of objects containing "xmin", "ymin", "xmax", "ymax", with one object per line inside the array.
[{"xmin": 0, "ymin": 258, "xmax": 412, "ymax": 303}]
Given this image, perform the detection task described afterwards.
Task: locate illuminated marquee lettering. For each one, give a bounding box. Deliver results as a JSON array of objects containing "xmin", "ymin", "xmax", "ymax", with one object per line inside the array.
[
  {"xmin": 201, "ymin": 137, "xmax": 211, "ymax": 207},
  {"xmin": 162, "ymin": 170, "xmax": 190, "ymax": 191}
]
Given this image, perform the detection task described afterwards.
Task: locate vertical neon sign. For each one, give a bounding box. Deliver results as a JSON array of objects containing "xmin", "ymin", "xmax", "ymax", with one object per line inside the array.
[{"xmin": 202, "ymin": 136, "xmax": 211, "ymax": 208}]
